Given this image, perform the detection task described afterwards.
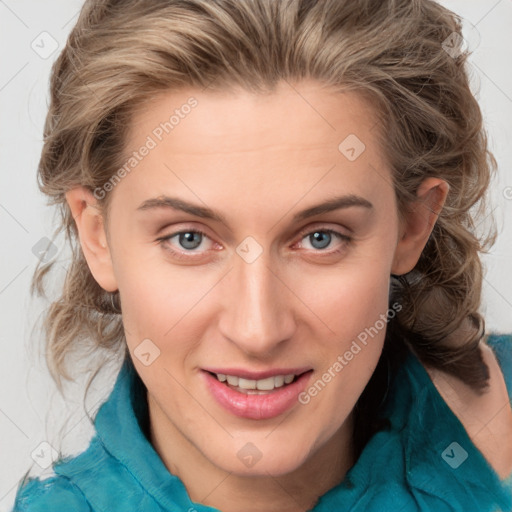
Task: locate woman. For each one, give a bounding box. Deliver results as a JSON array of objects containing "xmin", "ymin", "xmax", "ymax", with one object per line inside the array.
[{"xmin": 11, "ymin": 0, "xmax": 512, "ymax": 511}]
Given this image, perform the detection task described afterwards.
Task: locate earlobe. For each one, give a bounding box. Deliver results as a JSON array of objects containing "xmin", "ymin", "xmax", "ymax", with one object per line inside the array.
[
  {"xmin": 65, "ymin": 187, "xmax": 118, "ymax": 292},
  {"xmin": 391, "ymin": 178, "xmax": 450, "ymax": 276}
]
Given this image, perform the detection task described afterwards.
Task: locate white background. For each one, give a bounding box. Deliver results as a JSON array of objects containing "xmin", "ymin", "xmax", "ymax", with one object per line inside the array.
[{"xmin": 1, "ymin": 1, "xmax": 511, "ymax": 510}]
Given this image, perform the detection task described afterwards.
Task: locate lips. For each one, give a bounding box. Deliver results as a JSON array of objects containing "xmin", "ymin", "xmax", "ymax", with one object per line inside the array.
[{"xmin": 202, "ymin": 368, "xmax": 313, "ymax": 420}]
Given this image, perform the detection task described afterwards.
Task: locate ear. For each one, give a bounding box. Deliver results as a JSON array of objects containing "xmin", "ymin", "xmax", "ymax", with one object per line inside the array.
[
  {"xmin": 65, "ymin": 187, "xmax": 118, "ymax": 292},
  {"xmin": 391, "ymin": 177, "xmax": 450, "ymax": 276}
]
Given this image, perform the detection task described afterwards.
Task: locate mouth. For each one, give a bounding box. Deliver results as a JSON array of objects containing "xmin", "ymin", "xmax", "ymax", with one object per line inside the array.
[{"xmin": 202, "ymin": 368, "xmax": 313, "ymax": 420}]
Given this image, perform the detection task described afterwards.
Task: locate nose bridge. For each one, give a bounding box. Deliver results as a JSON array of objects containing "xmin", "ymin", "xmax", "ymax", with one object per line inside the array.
[{"xmin": 219, "ymin": 246, "xmax": 295, "ymax": 356}]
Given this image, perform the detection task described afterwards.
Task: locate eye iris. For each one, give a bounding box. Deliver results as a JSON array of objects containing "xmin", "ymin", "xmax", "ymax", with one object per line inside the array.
[
  {"xmin": 310, "ymin": 231, "xmax": 331, "ymax": 250},
  {"xmin": 179, "ymin": 232, "xmax": 202, "ymax": 250}
]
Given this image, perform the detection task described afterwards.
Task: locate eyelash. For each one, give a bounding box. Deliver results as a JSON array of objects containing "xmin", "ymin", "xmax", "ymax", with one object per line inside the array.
[{"xmin": 156, "ymin": 226, "xmax": 352, "ymax": 261}]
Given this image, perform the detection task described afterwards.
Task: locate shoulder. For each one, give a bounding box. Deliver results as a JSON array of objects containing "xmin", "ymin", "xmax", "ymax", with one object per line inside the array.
[
  {"xmin": 424, "ymin": 337, "xmax": 512, "ymax": 480},
  {"xmin": 11, "ymin": 473, "xmax": 92, "ymax": 512}
]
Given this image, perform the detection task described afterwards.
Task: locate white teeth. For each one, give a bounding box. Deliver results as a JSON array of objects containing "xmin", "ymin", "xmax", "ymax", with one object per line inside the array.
[
  {"xmin": 226, "ymin": 375, "xmax": 238, "ymax": 386},
  {"xmin": 238, "ymin": 378, "xmax": 257, "ymax": 389},
  {"xmin": 284, "ymin": 374, "xmax": 295, "ymax": 384},
  {"xmin": 256, "ymin": 376, "xmax": 276, "ymax": 391},
  {"xmin": 215, "ymin": 373, "xmax": 297, "ymax": 391},
  {"xmin": 274, "ymin": 375, "xmax": 285, "ymax": 388}
]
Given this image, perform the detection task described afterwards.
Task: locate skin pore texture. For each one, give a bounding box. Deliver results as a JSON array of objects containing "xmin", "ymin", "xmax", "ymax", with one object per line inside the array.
[{"xmin": 65, "ymin": 80, "xmax": 460, "ymax": 512}]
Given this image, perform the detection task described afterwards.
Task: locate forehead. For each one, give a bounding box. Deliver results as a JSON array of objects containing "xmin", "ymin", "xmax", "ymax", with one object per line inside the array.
[
  {"xmin": 126, "ymin": 81, "xmax": 383, "ymax": 155},
  {"xmin": 114, "ymin": 81, "xmax": 393, "ymax": 219}
]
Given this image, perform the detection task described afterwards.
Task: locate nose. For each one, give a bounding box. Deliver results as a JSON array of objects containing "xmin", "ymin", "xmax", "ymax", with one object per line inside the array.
[{"xmin": 218, "ymin": 246, "xmax": 297, "ymax": 358}]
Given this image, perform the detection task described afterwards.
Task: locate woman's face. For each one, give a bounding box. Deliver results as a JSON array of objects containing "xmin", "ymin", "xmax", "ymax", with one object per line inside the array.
[{"xmin": 87, "ymin": 80, "xmax": 425, "ymax": 477}]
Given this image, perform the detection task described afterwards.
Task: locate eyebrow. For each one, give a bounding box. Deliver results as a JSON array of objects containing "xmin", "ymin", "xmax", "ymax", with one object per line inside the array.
[{"xmin": 136, "ymin": 194, "xmax": 373, "ymax": 225}]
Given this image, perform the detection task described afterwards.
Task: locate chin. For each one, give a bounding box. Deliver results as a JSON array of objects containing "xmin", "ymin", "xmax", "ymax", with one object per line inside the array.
[{"xmin": 205, "ymin": 440, "xmax": 312, "ymax": 477}]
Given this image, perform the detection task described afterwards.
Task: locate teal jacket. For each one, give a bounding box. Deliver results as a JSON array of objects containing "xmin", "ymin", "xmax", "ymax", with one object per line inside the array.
[{"xmin": 11, "ymin": 334, "xmax": 512, "ymax": 511}]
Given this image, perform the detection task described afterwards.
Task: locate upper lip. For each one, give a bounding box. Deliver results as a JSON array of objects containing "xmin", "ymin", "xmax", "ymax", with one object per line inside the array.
[{"xmin": 203, "ymin": 367, "xmax": 313, "ymax": 380}]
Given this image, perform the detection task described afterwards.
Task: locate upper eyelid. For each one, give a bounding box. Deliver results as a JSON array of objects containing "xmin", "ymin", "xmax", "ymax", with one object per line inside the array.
[{"xmin": 296, "ymin": 225, "xmax": 350, "ymax": 239}]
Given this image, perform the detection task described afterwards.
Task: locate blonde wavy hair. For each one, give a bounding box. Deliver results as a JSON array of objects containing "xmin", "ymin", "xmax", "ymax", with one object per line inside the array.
[{"xmin": 32, "ymin": 0, "xmax": 497, "ymax": 458}]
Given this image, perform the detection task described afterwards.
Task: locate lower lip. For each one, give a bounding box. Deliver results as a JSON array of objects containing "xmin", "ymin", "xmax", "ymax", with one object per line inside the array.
[{"xmin": 202, "ymin": 370, "xmax": 312, "ymax": 420}]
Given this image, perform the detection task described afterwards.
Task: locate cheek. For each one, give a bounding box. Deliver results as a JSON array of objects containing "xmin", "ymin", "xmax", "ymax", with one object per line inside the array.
[
  {"xmin": 301, "ymin": 268, "xmax": 391, "ymax": 432},
  {"xmin": 112, "ymin": 244, "xmax": 198, "ymax": 324},
  {"xmin": 292, "ymin": 255, "xmax": 391, "ymax": 401},
  {"xmin": 293, "ymin": 256, "xmax": 392, "ymax": 338}
]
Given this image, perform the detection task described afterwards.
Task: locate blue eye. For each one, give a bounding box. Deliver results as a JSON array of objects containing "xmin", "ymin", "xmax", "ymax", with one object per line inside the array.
[
  {"xmin": 307, "ymin": 230, "xmax": 333, "ymax": 250},
  {"xmin": 175, "ymin": 231, "xmax": 204, "ymax": 250},
  {"xmin": 298, "ymin": 228, "xmax": 351, "ymax": 252},
  {"xmin": 157, "ymin": 229, "xmax": 211, "ymax": 258},
  {"xmin": 156, "ymin": 226, "xmax": 352, "ymax": 261}
]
